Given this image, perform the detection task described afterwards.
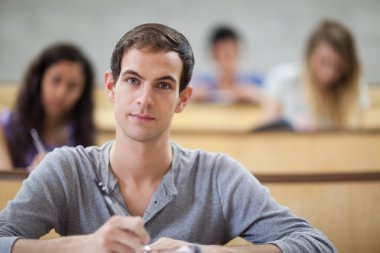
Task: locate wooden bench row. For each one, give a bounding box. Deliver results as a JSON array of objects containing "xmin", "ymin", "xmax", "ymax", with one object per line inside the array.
[
  {"xmin": 1, "ymin": 170, "xmax": 379, "ymax": 253},
  {"xmin": 1, "ymin": 84, "xmax": 380, "ymax": 131},
  {"xmin": 96, "ymin": 130, "xmax": 380, "ymax": 174}
]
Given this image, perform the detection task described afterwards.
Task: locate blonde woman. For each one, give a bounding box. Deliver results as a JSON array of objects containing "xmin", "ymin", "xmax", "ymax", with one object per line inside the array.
[{"xmin": 263, "ymin": 20, "xmax": 369, "ymax": 130}]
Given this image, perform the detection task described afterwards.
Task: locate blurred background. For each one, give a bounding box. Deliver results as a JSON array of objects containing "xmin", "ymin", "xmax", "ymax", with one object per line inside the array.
[
  {"xmin": 0, "ymin": 1, "xmax": 380, "ymax": 253},
  {"xmin": 0, "ymin": 0, "xmax": 379, "ymax": 85}
]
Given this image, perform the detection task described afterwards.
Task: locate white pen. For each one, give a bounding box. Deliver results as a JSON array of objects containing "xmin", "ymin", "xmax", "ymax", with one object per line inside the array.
[
  {"xmin": 96, "ymin": 180, "xmax": 153, "ymax": 252},
  {"xmin": 30, "ymin": 128, "xmax": 46, "ymax": 154},
  {"xmin": 95, "ymin": 181, "xmax": 126, "ymax": 216},
  {"xmin": 97, "ymin": 181, "xmax": 198, "ymax": 253}
]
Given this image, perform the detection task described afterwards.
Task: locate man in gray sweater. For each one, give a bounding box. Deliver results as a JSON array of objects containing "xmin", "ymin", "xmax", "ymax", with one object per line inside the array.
[{"xmin": 0, "ymin": 23, "xmax": 337, "ymax": 253}]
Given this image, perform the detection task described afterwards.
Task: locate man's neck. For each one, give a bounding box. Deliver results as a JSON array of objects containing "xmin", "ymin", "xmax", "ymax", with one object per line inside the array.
[{"xmin": 110, "ymin": 132, "xmax": 172, "ymax": 187}]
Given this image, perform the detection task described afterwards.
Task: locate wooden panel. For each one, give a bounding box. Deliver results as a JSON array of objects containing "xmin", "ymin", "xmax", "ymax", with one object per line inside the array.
[
  {"xmin": 369, "ymin": 86, "xmax": 380, "ymax": 107},
  {"xmin": 96, "ymin": 129, "xmax": 114, "ymax": 145},
  {"xmin": 95, "ymin": 103, "xmax": 263, "ymax": 133},
  {"xmin": 0, "ymin": 84, "xmax": 19, "ymax": 110},
  {"xmin": 170, "ymin": 131, "xmax": 380, "ymax": 173},
  {"xmin": 1, "ymin": 84, "xmax": 380, "ymax": 131},
  {"xmin": 97, "ymin": 130, "xmax": 380, "ymax": 173},
  {"xmin": 93, "ymin": 85, "xmax": 380, "ymax": 132},
  {"xmin": 228, "ymin": 181, "xmax": 380, "ymax": 253},
  {"xmin": 0, "ymin": 180, "xmax": 22, "ymax": 210},
  {"xmin": 265, "ymin": 181, "xmax": 380, "ymax": 253},
  {"xmin": 95, "ymin": 104, "xmax": 380, "ymax": 132},
  {"xmin": 364, "ymin": 107, "xmax": 380, "ymax": 128}
]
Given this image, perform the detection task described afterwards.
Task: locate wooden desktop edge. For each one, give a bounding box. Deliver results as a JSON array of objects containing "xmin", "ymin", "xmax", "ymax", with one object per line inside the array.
[
  {"xmin": 96, "ymin": 127, "xmax": 380, "ymax": 136},
  {"xmin": 1, "ymin": 170, "xmax": 380, "ymax": 183}
]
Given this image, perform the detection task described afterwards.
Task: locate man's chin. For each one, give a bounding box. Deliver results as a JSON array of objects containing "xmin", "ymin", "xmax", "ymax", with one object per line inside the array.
[{"xmin": 127, "ymin": 132, "xmax": 160, "ymax": 143}]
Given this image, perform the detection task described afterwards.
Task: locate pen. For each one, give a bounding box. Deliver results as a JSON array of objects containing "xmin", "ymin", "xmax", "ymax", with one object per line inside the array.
[
  {"xmin": 95, "ymin": 181, "xmax": 198, "ymax": 253},
  {"xmin": 30, "ymin": 128, "xmax": 46, "ymax": 154},
  {"xmin": 95, "ymin": 180, "xmax": 152, "ymax": 252},
  {"xmin": 95, "ymin": 180, "xmax": 153, "ymax": 252},
  {"xmin": 95, "ymin": 180, "xmax": 125, "ymax": 216}
]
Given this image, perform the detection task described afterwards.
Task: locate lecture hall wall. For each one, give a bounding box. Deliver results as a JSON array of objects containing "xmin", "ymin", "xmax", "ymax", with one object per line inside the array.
[{"xmin": 0, "ymin": 0, "xmax": 379, "ymax": 85}]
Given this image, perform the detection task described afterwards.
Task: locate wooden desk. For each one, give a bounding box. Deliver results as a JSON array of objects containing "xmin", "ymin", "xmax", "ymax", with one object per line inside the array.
[
  {"xmin": 363, "ymin": 107, "xmax": 380, "ymax": 128},
  {"xmin": 267, "ymin": 180, "xmax": 380, "ymax": 253},
  {"xmin": 0, "ymin": 171, "xmax": 27, "ymax": 210},
  {"xmin": 94, "ymin": 85, "xmax": 380, "ymax": 131},
  {"xmin": 1, "ymin": 84, "xmax": 380, "ymax": 130},
  {"xmin": 230, "ymin": 175, "xmax": 380, "ymax": 253},
  {"xmin": 173, "ymin": 130, "xmax": 380, "ymax": 173},
  {"xmin": 95, "ymin": 103, "xmax": 263, "ymax": 133},
  {"xmin": 369, "ymin": 85, "xmax": 380, "ymax": 107},
  {"xmin": 95, "ymin": 104, "xmax": 380, "ymax": 133},
  {"xmin": 97, "ymin": 130, "xmax": 380, "ymax": 174},
  {"xmin": 1, "ymin": 170, "xmax": 379, "ymax": 253}
]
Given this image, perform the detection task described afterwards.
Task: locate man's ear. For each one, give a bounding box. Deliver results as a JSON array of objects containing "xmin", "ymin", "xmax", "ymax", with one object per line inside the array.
[
  {"xmin": 104, "ymin": 71, "xmax": 115, "ymax": 103},
  {"xmin": 175, "ymin": 86, "xmax": 193, "ymax": 113}
]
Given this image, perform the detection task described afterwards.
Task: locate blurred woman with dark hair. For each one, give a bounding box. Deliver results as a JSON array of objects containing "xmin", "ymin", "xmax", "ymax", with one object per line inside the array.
[
  {"xmin": 263, "ymin": 20, "xmax": 369, "ymax": 130},
  {"xmin": 0, "ymin": 43, "xmax": 96, "ymax": 169}
]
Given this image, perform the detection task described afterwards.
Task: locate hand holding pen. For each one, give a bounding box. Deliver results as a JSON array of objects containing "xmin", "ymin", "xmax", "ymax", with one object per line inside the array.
[
  {"xmin": 95, "ymin": 181, "xmax": 200, "ymax": 253},
  {"xmin": 95, "ymin": 180, "xmax": 153, "ymax": 252}
]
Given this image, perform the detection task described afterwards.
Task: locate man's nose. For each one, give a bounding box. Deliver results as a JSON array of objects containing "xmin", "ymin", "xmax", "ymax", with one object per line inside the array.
[{"xmin": 136, "ymin": 85, "xmax": 154, "ymax": 107}]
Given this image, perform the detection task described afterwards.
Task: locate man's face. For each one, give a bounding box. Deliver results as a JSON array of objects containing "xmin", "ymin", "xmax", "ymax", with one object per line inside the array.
[{"xmin": 105, "ymin": 48, "xmax": 191, "ymax": 143}]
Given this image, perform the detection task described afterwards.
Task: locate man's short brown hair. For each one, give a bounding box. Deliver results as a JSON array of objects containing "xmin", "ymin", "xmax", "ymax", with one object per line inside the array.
[{"xmin": 111, "ymin": 23, "xmax": 195, "ymax": 92}]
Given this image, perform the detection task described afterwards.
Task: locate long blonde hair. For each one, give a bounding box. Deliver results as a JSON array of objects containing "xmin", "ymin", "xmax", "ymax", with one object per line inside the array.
[{"xmin": 302, "ymin": 20, "xmax": 361, "ymax": 128}]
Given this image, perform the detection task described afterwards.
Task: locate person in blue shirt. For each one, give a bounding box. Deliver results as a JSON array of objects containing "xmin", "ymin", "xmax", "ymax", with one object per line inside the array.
[{"xmin": 192, "ymin": 25, "xmax": 264, "ymax": 104}]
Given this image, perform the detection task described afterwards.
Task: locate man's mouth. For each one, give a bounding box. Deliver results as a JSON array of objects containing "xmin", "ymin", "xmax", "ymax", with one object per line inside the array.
[{"xmin": 129, "ymin": 113, "xmax": 156, "ymax": 120}]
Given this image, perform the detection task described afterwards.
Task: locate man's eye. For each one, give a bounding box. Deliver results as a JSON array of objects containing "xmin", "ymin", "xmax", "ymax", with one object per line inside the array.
[
  {"xmin": 158, "ymin": 83, "xmax": 171, "ymax": 89},
  {"xmin": 127, "ymin": 78, "xmax": 139, "ymax": 85}
]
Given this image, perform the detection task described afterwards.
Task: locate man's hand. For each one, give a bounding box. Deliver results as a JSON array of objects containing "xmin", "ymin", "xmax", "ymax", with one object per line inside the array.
[
  {"xmin": 83, "ymin": 216, "xmax": 150, "ymax": 253},
  {"xmin": 149, "ymin": 237, "xmax": 192, "ymax": 252},
  {"xmin": 13, "ymin": 216, "xmax": 151, "ymax": 253}
]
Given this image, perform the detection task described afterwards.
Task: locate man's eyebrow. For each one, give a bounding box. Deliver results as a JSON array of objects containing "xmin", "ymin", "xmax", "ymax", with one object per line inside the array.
[
  {"xmin": 121, "ymin": 70, "xmax": 144, "ymax": 80},
  {"xmin": 120, "ymin": 70, "xmax": 177, "ymax": 84},
  {"xmin": 155, "ymin": 75, "xmax": 178, "ymax": 84}
]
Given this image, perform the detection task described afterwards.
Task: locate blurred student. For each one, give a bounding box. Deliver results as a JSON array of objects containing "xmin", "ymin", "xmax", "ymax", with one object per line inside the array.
[
  {"xmin": 263, "ymin": 20, "xmax": 369, "ymax": 130},
  {"xmin": 192, "ymin": 25, "xmax": 263, "ymax": 103},
  {"xmin": 0, "ymin": 43, "xmax": 95, "ymax": 169}
]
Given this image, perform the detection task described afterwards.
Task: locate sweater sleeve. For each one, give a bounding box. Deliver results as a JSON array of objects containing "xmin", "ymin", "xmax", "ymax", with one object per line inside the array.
[
  {"xmin": 0, "ymin": 149, "xmax": 71, "ymax": 253},
  {"xmin": 215, "ymin": 155, "xmax": 337, "ymax": 253}
]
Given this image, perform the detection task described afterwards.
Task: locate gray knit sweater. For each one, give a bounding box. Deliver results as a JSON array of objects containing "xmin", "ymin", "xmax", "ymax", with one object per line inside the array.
[{"xmin": 0, "ymin": 141, "xmax": 337, "ymax": 253}]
